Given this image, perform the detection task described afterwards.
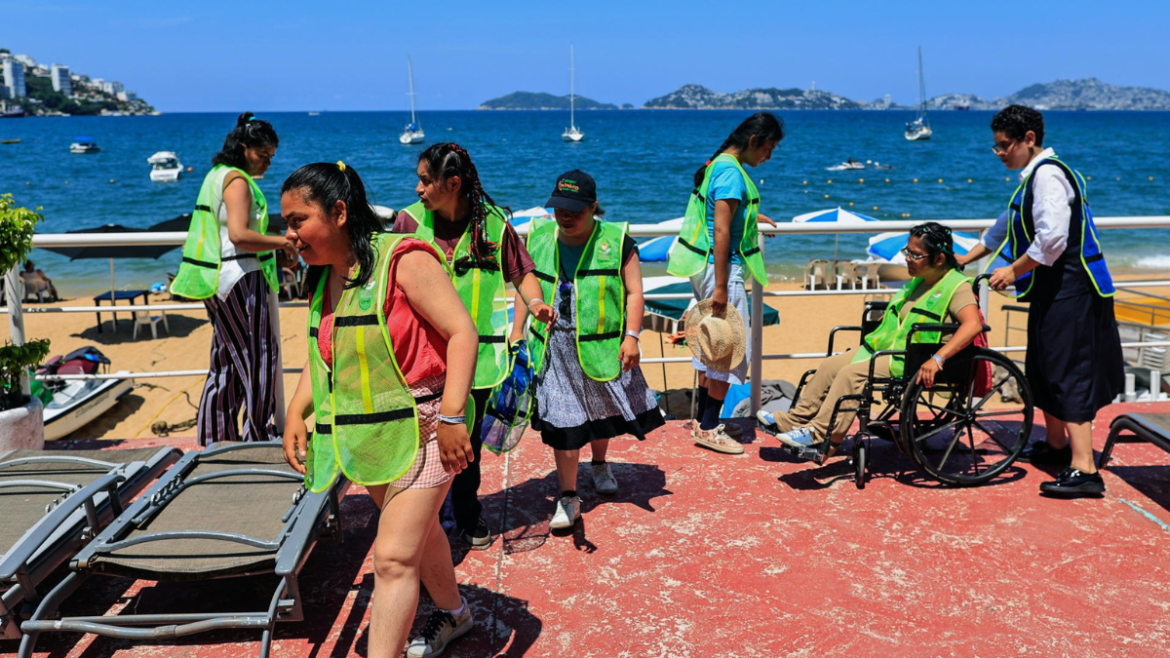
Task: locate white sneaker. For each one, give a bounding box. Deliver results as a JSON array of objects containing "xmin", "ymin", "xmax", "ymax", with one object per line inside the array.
[
  {"xmin": 406, "ymin": 598, "xmax": 474, "ymax": 658},
  {"xmin": 591, "ymin": 462, "xmax": 619, "ymax": 496},
  {"xmin": 549, "ymin": 495, "xmax": 581, "ymax": 530}
]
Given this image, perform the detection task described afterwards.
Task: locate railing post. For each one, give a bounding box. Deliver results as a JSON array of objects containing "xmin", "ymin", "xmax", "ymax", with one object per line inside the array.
[
  {"xmin": 267, "ymin": 291, "xmax": 286, "ymax": 433},
  {"xmin": 4, "ymin": 265, "xmax": 30, "ymax": 396},
  {"xmin": 750, "ymin": 235, "xmax": 764, "ymax": 415}
]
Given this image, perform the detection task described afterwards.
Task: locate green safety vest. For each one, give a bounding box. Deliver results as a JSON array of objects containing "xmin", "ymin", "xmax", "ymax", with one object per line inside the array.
[
  {"xmin": 170, "ymin": 164, "xmax": 278, "ymax": 299},
  {"xmin": 666, "ymin": 153, "xmax": 767, "ymax": 285},
  {"xmin": 850, "ymin": 269, "xmax": 970, "ymax": 378},
  {"xmin": 400, "ymin": 202, "xmax": 512, "ymax": 390},
  {"xmin": 526, "ymin": 217, "xmax": 628, "ymax": 382},
  {"xmin": 304, "ymin": 233, "xmax": 437, "ymax": 492}
]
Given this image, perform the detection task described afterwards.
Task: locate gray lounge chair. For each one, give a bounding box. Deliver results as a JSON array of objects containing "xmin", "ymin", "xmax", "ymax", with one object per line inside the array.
[
  {"xmin": 1, "ymin": 447, "xmax": 181, "ymax": 640},
  {"xmin": 17, "ymin": 441, "xmax": 350, "ymax": 658},
  {"xmin": 1098, "ymin": 412, "xmax": 1170, "ymax": 469}
]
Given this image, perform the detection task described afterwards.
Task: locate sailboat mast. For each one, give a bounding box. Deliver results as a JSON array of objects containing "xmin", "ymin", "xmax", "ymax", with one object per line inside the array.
[
  {"xmin": 407, "ymin": 56, "xmax": 418, "ymax": 125},
  {"xmin": 569, "ymin": 45, "xmax": 575, "ymax": 128},
  {"xmin": 917, "ymin": 46, "xmax": 927, "ymax": 116}
]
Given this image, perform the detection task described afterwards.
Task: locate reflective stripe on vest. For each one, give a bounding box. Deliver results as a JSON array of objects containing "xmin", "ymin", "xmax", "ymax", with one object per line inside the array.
[
  {"xmin": 666, "ymin": 153, "xmax": 767, "ymax": 285},
  {"xmin": 401, "ymin": 201, "xmax": 513, "ymax": 389},
  {"xmin": 851, "ymin": 269, "xmax": 970, "ymax": 378},
  {"xmin": 526, "ymin": 217, "xmax": 628, "ymax": 382},
  {"xmin": 304, "ymin": 233, "xmax": 428, "ymax": 493},
  {"xmin": 983, "ymin": 156, "xmax": 1115, "ymax": 300},
  {"xmin": 170, "ymin": 165, "xmax": 278, "ymax": 299}
]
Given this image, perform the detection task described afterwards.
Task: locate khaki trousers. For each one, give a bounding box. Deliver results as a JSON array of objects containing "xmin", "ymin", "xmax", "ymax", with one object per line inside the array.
[{"xmin": 771, "ymin": 349, "xmax": 890, "ymax": 442}]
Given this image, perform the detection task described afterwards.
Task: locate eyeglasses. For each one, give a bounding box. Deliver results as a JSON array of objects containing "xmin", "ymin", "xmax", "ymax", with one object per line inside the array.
[
  {"xmin": 991, "ymin": 139, "xmax": 1016, "ymax": 155},
  {"xmin": 901, "ymin": 247, "xmax": 929, "ymax": 262}
]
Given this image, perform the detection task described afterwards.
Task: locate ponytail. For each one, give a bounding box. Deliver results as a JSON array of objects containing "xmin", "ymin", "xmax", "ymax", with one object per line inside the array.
[
  {"xmin": 281, "ymin": 161, "xmax": 382, "ymax": 290},
  {"xmin": 212, "ymin": 112, "xmax": 279, "ymax": 169},
  {"xmin": 693, "ymin": 112, "xmax": 785, "ymax": 187},
  {"xmin": 418, "ymin": 143, "xmax": 508, "ymax": 269}
]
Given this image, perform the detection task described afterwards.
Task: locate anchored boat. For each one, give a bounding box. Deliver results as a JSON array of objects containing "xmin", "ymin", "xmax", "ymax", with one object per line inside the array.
[{"xmin": 36, "ymin": 346, "xmax": 133, "ymax": 441}]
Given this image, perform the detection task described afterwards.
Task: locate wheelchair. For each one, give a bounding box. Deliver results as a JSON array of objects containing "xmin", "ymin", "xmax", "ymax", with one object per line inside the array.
[{"xmin": 781, "ymin": 275, "xmax": 1034, "ymax": 488}]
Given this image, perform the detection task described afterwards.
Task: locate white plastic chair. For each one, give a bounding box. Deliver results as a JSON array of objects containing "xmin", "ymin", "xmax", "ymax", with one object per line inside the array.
[{"xmin": 132, "ymin": 310, "xmax": 169, "ymax": 340}]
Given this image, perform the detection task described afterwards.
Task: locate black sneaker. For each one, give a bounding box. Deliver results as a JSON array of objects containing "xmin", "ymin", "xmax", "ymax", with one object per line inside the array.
[
  {"xmin": 1039, "ymin": 468, "xmax": 1105, "ymax": 496},
  {"xmin": 458, "ymin": 517, "xmax": 492, "ymax": 548},
  {"xmin": 406, "ymin": 601, "xmax": 474, "ymax": 658},
  {"xmin": 1020, "ymin": 441, "xmax": 1072, "ymax": 466}
]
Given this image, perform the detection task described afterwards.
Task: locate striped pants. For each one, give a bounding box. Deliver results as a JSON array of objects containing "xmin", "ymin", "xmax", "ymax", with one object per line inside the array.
[{"xmin": 197, "ymin": 271, "xmax": 280, "ymax": 446}]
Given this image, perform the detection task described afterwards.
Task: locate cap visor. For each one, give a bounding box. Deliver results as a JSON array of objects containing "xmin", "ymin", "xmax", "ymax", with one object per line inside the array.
[{"xmin": 546, "ymin": 196, "xmax": 589, "ymax": 213}]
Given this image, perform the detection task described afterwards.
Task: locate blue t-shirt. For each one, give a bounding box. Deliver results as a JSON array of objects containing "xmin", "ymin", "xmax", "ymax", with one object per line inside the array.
[{"xmin": 704, "ymin": 160, "xmax": 749, "ymax": 265}]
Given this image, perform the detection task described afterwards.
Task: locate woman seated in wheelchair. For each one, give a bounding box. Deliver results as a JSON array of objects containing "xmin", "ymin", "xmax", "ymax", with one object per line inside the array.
[{"xmin": 758, "ymin": 222, "xmax": 984, "ymax": 462}]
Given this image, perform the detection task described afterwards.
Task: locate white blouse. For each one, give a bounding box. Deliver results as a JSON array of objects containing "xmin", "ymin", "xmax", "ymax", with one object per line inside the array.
[{"xmin": 980, "ymin": 147, "xmax": 1076, "ymax": 267}]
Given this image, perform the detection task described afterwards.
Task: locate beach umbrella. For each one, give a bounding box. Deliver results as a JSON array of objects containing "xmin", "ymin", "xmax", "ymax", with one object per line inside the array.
[
  {"xmin": 635, "ymin": 217, "xmax": 684, "ymax": 263},
  {"xmin": 508, "ymin": 207, "xmax": 554, "ymax": 228},
  {"xmin": 641, "ymin": 276, "xmax": 779, "ymax": 326},
  {"xmin": 39, "ymin": 222, "xmax": 183, "ymax": 303},
  {"xmin": 792, "ymin": 207, "xmax": 878, "ymax": 262},
  {"xmin": 866, "ymin": 230, "xmax": 980, "ymax": 264}
]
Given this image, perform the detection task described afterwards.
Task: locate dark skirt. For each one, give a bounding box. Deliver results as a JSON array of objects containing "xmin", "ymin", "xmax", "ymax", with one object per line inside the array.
[
  {"xmin": 532, "ymin": 404, "xmax": 665, "ymax": 451},
  {"xmin": 1025, "ymin": 291, "xmax": 1124, "ymax": 422}
]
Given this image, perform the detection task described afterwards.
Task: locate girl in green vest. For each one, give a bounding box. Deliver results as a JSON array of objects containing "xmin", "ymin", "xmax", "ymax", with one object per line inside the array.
[
  {"xmin": 280, "ymin": 163, "xmax": 479, "ymax": 658},
  {"xmin": 758, "ymin": 223, "xmax": 983, "ymax": 463},
  {"xmin": 171, "ymin": 112, "xmax": 296, "ymax": 446},
  {"xmin": 672, "ymin": 113, "xmax": 784, "ymax": 455},
  {"xmin": 511, "ymin": 170, "xmax": 664, "ymax": 531},
  {"xmin": 392, "ymin": 143, "xmax": 555, "ymax": 548}
]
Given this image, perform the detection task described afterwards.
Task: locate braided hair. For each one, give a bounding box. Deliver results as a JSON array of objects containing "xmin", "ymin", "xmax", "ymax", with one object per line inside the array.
[
  {"xmin": 212, "ymin": 112, "xmax": 279, "ymax": 169},
  {"xmin": 418, "ymin": 143, "xmax": 508, "ymax": 268},
  {"xmin": 909, "ymin": 222, "xmax": 960, "ymax": 270},
  {"xmin": 692, "ymin": 112, "xmax": 785, "ymax": 187},
  {"xmin": 281, "ymin": 161, "xmax": 383, "ymax": 290}
]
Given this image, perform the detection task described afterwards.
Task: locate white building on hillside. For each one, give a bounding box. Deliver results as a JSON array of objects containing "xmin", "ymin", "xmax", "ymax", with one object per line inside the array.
[
  {"xmin": 51, "ymin": 63, "xmax": 72, "ymax": 96},
  {"xmin": 13, "ymin": 54, "xmax": 36, "ymax": 69},
  {"xmin": 102, "ymin": 80, "xmax": 124, "ymax": 95},
  {"xmin": 1, "ymin": 55, "xmax": 26, "ymax": 98}
]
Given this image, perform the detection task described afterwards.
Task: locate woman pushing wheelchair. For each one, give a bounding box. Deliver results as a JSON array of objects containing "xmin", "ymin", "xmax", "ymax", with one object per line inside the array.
[{"xmin": 758, "ymin": 222, "xmax": 983, "ymax": 464}]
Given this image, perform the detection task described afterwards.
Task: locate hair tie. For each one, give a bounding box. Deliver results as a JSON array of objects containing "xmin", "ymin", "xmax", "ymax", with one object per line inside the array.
[
  {"xmin": 248, "ymin": 116, "xmax": 258, "ymax": 122},
  {"xmin": 706, "ymin": 160, "xmax": 712, "ymax": 166},
  {"xmin": 337, "ymin": 160, "xmax": 346, "ymax": 172}
]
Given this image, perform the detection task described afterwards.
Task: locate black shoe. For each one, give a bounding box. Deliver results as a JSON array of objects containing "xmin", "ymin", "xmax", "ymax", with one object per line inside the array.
[
  {"xmin": 1039, "ymin": 468, "xmax": 1105, "ymax": 496},
  {"xmin": 786, "ymin": 439, "xmax": 833, "ymax": 465},
  {"xmin": 458, "ymin": 517, "xmax": 492, "ymax": 548},
  {"xmin": 1020, "ymin": 441, "xmax": 1072, "ymax": 466}
]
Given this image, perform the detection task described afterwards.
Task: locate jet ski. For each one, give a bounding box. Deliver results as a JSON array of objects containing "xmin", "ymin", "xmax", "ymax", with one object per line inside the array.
[{"xmin": 36, "ymin": 346, "xmax": 134, "ymax": 441}]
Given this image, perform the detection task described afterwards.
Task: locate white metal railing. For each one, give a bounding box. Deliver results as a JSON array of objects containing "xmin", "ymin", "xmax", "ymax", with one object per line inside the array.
[{"xmin": 6, "ymin": 216, "xmax": 1170, "ymax": 423}]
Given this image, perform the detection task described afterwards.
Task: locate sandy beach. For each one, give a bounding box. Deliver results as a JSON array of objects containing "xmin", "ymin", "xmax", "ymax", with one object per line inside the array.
[{"xmin": 3, "ymin": 275, "xmax": 1166, "ymax": 443}]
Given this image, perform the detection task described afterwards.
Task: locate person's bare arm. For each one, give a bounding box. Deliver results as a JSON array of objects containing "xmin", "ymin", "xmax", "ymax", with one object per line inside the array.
[
  {"xmin": 282, "ymin": 363, "xmax": 314, "ymax": 474},
  {"xmin": 711, "ymin": 198, "xmax": 738, "ymax": 315},
  {"xmin": 915, "ymin": 304, "xmax": 983, "ymax": 388},
  {"xmin": 223, "ymin": 174, "xmax": 295, "ymax": 257},
  {"xmin": 955, "ymin": 243, "xmax": 991, "ymax": 268},
  {"xmin": 620, "ymin": 250, "xmax": 644, "ymax": 371},
  {"xmin": 513, "ymin": 271, "xmax": 556, "ymax": 327},
  {"xmin": 510, "ymin": 289, "xmax": 528, "ymax": 344},
  {"xmin": 397, "ymin": 249, "xmax": 479, "ymax": 473}
]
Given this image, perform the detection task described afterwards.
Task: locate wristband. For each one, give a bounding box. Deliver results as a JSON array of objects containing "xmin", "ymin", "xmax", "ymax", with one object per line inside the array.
[
  {"xmin": 930, "ymin": 354, "xmax": 946, "ymax": 367},
  {"xmin": 526, "ymin": 297, "xmax": 543, "ymax": 310},
  {"xmin": 438, "ymin": 413, "xmax": 466, "ymax": 425},
  {"xmin": 625, "ymin": 330, "xmax": 641, "ymax": 340}
]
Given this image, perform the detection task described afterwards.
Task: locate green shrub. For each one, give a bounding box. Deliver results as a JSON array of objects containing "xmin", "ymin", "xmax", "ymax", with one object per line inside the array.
[
  {"xmin": 0, "ymin": 339, "xmax": 51, "ymax": 410},
  {"xmin": 0, "ymin": 194, "xmax": 49, "ymax": 410}
]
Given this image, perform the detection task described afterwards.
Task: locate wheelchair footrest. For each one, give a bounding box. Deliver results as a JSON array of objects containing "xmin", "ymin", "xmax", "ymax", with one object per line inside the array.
[{"xmin": 782, "ymin": 442, "xmax": 829, "ymax": 465}]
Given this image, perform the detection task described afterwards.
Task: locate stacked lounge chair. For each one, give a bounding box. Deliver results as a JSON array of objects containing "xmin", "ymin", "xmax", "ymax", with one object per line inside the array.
[
  {"xmin": 1, "ymin": 447, "xmax": 182, "ymax": 640},
  {"xmin": 16, "ymin": 441, "xmax": 350, "ymax": 658}
]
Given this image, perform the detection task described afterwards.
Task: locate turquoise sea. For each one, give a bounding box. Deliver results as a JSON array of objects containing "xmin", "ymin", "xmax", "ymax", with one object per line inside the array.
[{"xmin": 1, "ymin": 110, "xmax": 1168, "ymax": 296}]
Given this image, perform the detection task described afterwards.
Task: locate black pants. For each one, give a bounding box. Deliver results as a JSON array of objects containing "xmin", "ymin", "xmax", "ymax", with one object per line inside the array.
[{"xmin": 451, "ymin": 388, "xmax": 491, "ymax": 531}]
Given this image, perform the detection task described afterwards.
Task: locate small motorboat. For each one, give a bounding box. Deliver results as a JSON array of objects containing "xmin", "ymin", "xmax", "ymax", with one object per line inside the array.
[
  {"xmin": 827, "ymin": 159, "xmax": 865, "ymax": 171},
  {"xmin": 70, "ymin": 137, "xmax": 100, "ymax": 154},
  {"xmin": 147, "ymin": 151, "xmax": 183, "ymax": 182},
  {"xmin": 36, "ymin": 346, "xmax": 134, "ymax": 441}
]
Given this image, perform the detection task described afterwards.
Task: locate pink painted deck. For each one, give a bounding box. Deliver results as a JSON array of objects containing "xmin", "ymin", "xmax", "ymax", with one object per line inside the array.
[{"xmin": 7, "ymin": 402, "xmax": 1170, "ymax": 657}]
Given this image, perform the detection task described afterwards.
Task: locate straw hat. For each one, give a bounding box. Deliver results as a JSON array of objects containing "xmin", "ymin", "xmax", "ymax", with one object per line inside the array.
[{"xmin": 684, "ymin": 300, "xmax": 747, "ymax": 372}]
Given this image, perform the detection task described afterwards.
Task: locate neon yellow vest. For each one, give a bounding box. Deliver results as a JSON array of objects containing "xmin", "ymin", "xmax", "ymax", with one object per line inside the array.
[
  {"xmin": 401, "ymin": 202, "xmax": 512, "ymax": 390},
  {"xmin": 851, "ymin": 269, "xmax": 970, "ymax": 378},
  {"xmin": 526, "ymin": 217, "xmax": 628, "ymax": 382},
  {"xmin": 170, "ymin": 165, "xmax": 278, "ymax": 299},
  {"xmin": 305, "ymin": 233, "xmax": 434, "ymax": 492},
  {"xmin": 666, "ymin": 153, "xmax": 767, "ymax": 285}
]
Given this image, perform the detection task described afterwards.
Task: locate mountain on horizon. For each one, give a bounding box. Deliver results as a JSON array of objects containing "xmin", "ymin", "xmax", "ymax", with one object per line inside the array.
[
  {"xmin": 478, "ymin": 91, "xmax": 618, "ymax": 110},
  {"xmin": 642, "ymin": 79, "xmax": 1170, "ymax": 111}
]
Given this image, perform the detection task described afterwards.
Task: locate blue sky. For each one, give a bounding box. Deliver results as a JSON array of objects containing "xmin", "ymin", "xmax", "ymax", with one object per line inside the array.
[{"xmin": 3, "ymin": 0, "xmax": 1167, "ymax": 112}]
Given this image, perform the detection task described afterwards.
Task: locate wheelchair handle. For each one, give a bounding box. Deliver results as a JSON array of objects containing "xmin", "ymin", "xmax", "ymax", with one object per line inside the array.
[{"xmin": 972, "ymin": 273, "xmax": 991, "ymax": 297}]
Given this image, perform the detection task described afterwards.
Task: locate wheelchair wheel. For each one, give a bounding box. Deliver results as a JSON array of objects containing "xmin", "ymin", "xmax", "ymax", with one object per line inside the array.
[
  {"xmin": 899, "ymin": 347, "xmax": 1033, "ymax": 486},
  {"xmin": 853, "ymin": 440, "xmax": 868, "ymax": 490}
]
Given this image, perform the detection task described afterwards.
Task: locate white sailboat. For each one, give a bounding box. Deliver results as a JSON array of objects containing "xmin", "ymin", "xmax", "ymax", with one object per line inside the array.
[
  {"xmin": 562, "ymin": 46, "xmax": 584, "ymax": 142},
  {"xmin": 399, "ymin": 56, "xmax": 425, "ymax": 145},
  {"xmin": 904, "ymin": 46, "xmax": 932, "ymax": 141}
]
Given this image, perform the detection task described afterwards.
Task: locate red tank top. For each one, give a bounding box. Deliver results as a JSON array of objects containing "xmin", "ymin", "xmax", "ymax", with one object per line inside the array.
[{"xmin": 315, "ymin": 239, "xmax": 447, "ymax": 385}]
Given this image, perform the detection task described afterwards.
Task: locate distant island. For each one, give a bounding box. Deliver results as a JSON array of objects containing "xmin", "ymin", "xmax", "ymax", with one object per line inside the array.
[
  {"xmin": 644, "ymin": 79, "xmax": 1170, "ymax": 111},
  {"xmin": 0, "ymin": 47, "xmax": 154, "ymax": 116},
  {"xmin": 478, "ymin": 91, "xmax": 620, "ymax": 110}
]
